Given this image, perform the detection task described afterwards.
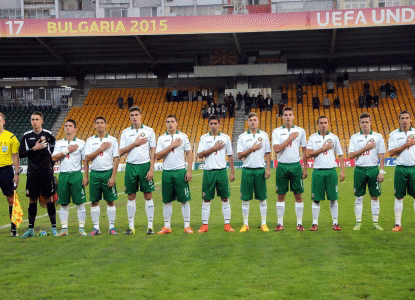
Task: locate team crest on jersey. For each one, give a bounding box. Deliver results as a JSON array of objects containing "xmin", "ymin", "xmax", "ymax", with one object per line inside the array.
[
  {"xmin": 40, "ymin": 136, "xmax": 46, "ymax": 141},
  {"xmin": 326, "ymin": 139, "xmax": 332, "ymax": 143},
  {"xmin": 175, "ymin": 138, "xmax": 181, "ymax": 142},
  {"xmin": 140, "ymin": 132, "xmax": 145, "ymax": 137},
  {"xmin": 2, "ymin": 145, "xmax": 8, "ymax": 152},
  {"xmin": 369, "ymin": 138, "xmax": 375, "ymax": 143},
  {"xmin": 217, "ymin": 140, "xmax": 224, "ymax": 145},
  {"xmin": 258, "ymin": 137, "xmax": 263, "ymax": 142},
  {"xmin": 409, "ymin": 134, "xmax": 415, "ymax": 139}
]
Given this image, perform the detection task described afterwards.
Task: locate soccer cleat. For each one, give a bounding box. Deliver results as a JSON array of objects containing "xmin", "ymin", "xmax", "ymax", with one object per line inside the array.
[
  {"xmin": 392, "ymin": 225, "xmax": 402, "ymax": 232},
  {"xmin": 124, "ymin": 228, "xmax": 135, "ymax": 235},
  {"xmin": 183, "ymin": 227, "xmax": 194, "ymax": 234},
  {"xmin": 296, "ymin": 224, "xmax": 305, "ymax": 231},
  {"xmin": 89, "ymin": 228, "xmax": 101, "ymax": 236},
  {"xmin": 239, "ymin": 225, "xmax": 250, "ymax": 232},
  {"xmin": 38, "ymin": 230, "xmax": 49, "ymax": 236},
  {"xmin": 260, "ymin": 224, "xmax": 269, "ymax": 232},
  {"xmin": 332, "ymin": 224, "xmax": 342, "ymax": 231},
  {"xmin": 146, "ymin": 228, "xmax": 154, "ymax": 235},
  {"xmin": 197, "ymin": 224, "xmax": 209, "ymax": 233},
  {"xmin": 78, "ymin": 228, "xmax": 87, "ymax": 236},
  {"xmin": 157, "ymin": 227, "xmax": 172, "ymax": 234},
  {"xmin": 57, "ymin": 229, "xmax": 69, "ymax": 236},
  {"xmin": 224, "ymin": 224, "xmax": 234, "ymax": 232},
  {"xmin": 109, "ymin": 228, "xmax": 119, "ymax": 235},
  {"xmin": 20, "ymin": 228, "xmax": 34, "ymax": 238},
  {"xmin": 310, "ymin": 224, "xmax": 318, "ymax": 231},
  {"xmin": 275, "ymin": 224, "xmax": 284, "ymax": 231},
  {"xmin": 353, "ymin": 223, "xmax": 362, "ymax": 231},
  {"xmin": 373, "ymin": 223, "xmax": 383, "ymax": 231},
  {"xmin": 10, "ymin": 231, "xmax": 19, "ymax": 237},
  {"xmin": 51, "ymin": 227, "xmax": 59, "ymax": 236}
]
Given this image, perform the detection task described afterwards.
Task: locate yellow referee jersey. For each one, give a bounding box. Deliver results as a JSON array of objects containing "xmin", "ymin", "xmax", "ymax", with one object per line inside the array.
[{"xmin": 0, "ymin": 130, "xmax": 19, "ymax": 167}]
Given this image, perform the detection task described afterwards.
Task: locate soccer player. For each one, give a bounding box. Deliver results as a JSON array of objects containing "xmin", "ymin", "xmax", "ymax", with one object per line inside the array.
[
  {"xmin": 348, "ymin": 113, "xmax": 386, "ymax": 231},
  {"xmin": 19, "ymin": 111, "xmax": 57, "ymax": 238},
  {"xmin": 306, "ymin": 116, "xmax": 345, "ymax": 231},
  {"xmin": 388, "ymin": 110, "xmax": 415, "ymax": 232},
  {"xmin": 52, "ymin": 119, "xmax": 89, "ymax": 236},
  {"xmin": 197, "ymin": 115, "xmax": 235, "ymax": 233},
  {"xmin": 237, "ymin": 112, "xmax": 271, "ymax": 232},
  {"xmin": 119, "ymin": 106, "xmax": 156, "ymax": 235},
  {"xmin": 155, "ymin": 115, "xmax": 194, "ymax": 234},
  {"xmin": 272, "ymin": 107, "xmax": 308, "ymax": 231},
  {"xmin": 0, "ymin": 113, "xmax": 20, "ymax": 236},
  {"xmin": 85, "ymin": 116, "xmax": 120, "ymax": 236}
]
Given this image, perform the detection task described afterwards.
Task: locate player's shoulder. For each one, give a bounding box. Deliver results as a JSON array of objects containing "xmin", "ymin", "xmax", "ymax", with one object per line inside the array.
[
  {"xmin": 350, "ymin": 132, "xmax": 361, "ymax": 139},
  {"xmin": 372, "ymin": 131, "xmax": 384, "ymax": 138},
  {"xmin": 389, "ymin": 129, "xmax": 400, "ymax": 136},
  {"xmin": 1, "ymin": 130, "xmax": 16, "ymax": 140},
  {"xmin": 55, "ymin": 138, "xmax": 65, "ymax": 144},
  {"xmin": 200, "ymin": 133, "xmax": 210, "ymax": 140},
  {"xmin": 23, "ymin": 129, "xmax": 34, "ymax": 137},
  {"xmin": 258, "ymin": 130, "xmax": 269, "ymax": 137},
  {"xmin": 238, "ymin": 131, "xmax": 248, "ymax": 139},
  {"xmin": 121, "ymin": 127, "xmax": 132, "ymax": 134},
  {"xmin": 309, "ymin": 132, "xmax": 319, "ymax": 139},
  {"xmin": 178, "ymin": 131, "xmax": 188, "ymax": 138},
  {"xmin": 107, "ymin": 135, "xmax": 117, "ymax": 142},
  {"xmin": 43, "ymin": 129, "xmax": 53, "ymax": 136},
  {"xmin": 272, "ymin": 126, "xmax": 284, "ymax": 133},
  {"xmin": 76, "ymin": 138, "xmax": 86, "ymax": 145},
  {"xmin": 329, "ymin": 133, "xmax": 340, "ymax": 140},
  {"xmin": 142, "ymin": 124, "xmax": 154, "ymax": 132},
  {"xmin": 86, "ymin": 135, "xmax": 96, "ymax": 143},
  {"xmin": 221, "ymin": 133, "xmax": 231, "ymax": 140},
  {"xmin": 294, "ymin": 126, "xmax": 305, "ymax": 132}
]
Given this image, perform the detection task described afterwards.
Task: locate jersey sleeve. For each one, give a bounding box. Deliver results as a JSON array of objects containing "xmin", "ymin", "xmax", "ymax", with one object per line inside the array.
[
  {"xmin": 149, "ymin": 130, "xmax": 156, "ymax": 148},
  {"xmin": 225, "ymin": 137, "xmax": 233, "ymax": 156},
  {"xmin": 183, "ymin": 134, "xmax": 191, "ymax": 151},
  {"xmin": 335, "ymin": 137, "xmax": 344, "ymax": 155},
  {"xmin": 348, "ymin": 136, "xmax": 355, "ymax": 153},
  {"xmin": 85, "ymin": 139, "xmax": 93, "ymax": 156},
  {"xmin": 49, "ymin": 133, "xmax": 56, "ymax": 154},
  {"xmin": 388, "ymin": 134, "xmax": 397, "ymax": 151},
  {"xmin": 119, "ymin": 130, "xmax": 127, "ymax": 149},
  {"xmin": 112, "ymin": 139, "xmax": 119, "ymax": 157},
  {"xmin": 272, "ymin": 130, "xmax": 280, "ymax": 146},
  {"xmin": 156, "ymin": 136, "xmax": 163, "ymax": 153},
  {"xmin": 19, "ymin": 135, "xmax": 32, "ymax": 159},
  {"xmin": 300, "ymin": 130, "xmax": 307, "ymax": 147},
  {"xmin": 306, "ymin": 137, "xmax": 313, "ymax": 150},
  {"xmin": 52, "ymin": 141, "xmax": 62, "ymax": 156},
  {"xmin": 377, "ymin": 136, "xmax": 386, "ymax": 154},
  {"xmin": 197, "ymin": 137, "xmax": 205, "ymax": 154},
  {"xmin": 80, "ymin": 142, "xmax": 86, "ymax": 159},
  {"xmin": 237, "ymin": 136, "xmax": 244, "ymax": 153},
  {"xmin": 264, "ymin": 134, "xmax": 271, "ymax": 153},
  {"xmin": 10, "ymin": 135, "xmax": 20, "ymax": 154}
]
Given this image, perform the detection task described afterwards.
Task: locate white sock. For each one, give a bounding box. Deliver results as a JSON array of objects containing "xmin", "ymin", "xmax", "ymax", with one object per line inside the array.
[
  {"xmin": 330, "ymin": 200, "xmax": 339, "ymax": 225},
  {"xmin": 182, "ymin": 201, "xmax": 190, "ymax": 228},
  {"xmin": 91, "ymin": 206, "xmax": 100, "ymax": 230},
  {"xmin": 107, "ymin": 205, "xmax": 116, "ymax": 229},
  {"xmin": 276, "ymin": 201, "xmax": 285, "ymax": 226},
  {"xmin": 127, "ymin": 200, "xmax": 136, "ymax": 229},
  {"xmin": 77, "ymin": 203, "xmax": 86, "ymax": 228},
  {"xmin": 295, "ymin": 202, "xmax": 304, "ymax": 226},
  {"xmin": 145, "ymin": 199, "xmax": 154, "ymax": 229},
  {"xmin": 312, "ymin": 201, "xmax": 320, "ymax": 225},
  {"xmin": 164, "ymin": 202, "xmax": 172, "ymax": 228},
  {"xmin": 259, "ymin": 200, "xmax": 267, "ymax": 225},
  {"xmin": 58, "ymin": 205, "xmax": 69, "ymax": 229},
  {"xmin": 202, "ymin": 201, "xmax": 210, "ymax": 224},
  {"xmin": 242, "ymin": 201, "xmax": 250, "ymax": 226},
  {"xmin": 222, "ymin": 201, "xmax": 231, "ymax": 224},
  {"xmin": 371, "ymin": 199, "xmax": 380, "ymax": 223},
  {"xmin": 394, "ymin": 198, "xmax": 403, "ymax": 226},
  {"xmin": 355, "ymin": 196, "xmax": 364, "ymax": 223}
]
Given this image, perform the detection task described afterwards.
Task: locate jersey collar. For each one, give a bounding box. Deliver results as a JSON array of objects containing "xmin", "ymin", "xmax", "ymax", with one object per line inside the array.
[
  {"xmin": 95, "ymin": 133, "xmax": 109, "ymax": 139},
  {"xmin": 165, "ymin": 130, "xmax": 179, "ymax": 135},
  {"xmin": 209, "ymin": 132, "xmax": 221, "ymax": 136},
  {"xmin": 360, "ymin": 130, "xmax": 373, "ymax": 135},
  {"xmin": 399, "ymin": 127, "xmax": 413, "ymax": 132},
  {"xmin": 318, "ymin": 130, "xmax": 330, "ymax": 136},
  {"xmin": 247, "ymin": 129, "xmax": 260, "ymax": 134},
  {"xmin": 282, "ymin": 124, "xmax": 295, "ymax": 129},
  {"xmin": 64, "ymin": 136, "xmax": 77, "ymax": 142},
  {"xmin": 131, "ymin": 124, "xmax": 144, "ymax": 130}
]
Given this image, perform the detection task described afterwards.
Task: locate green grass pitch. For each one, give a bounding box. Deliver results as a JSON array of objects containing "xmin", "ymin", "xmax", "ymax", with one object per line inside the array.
[{"xmin": 1, "ymin": 167, "xmax": 415, "ymax": 299}]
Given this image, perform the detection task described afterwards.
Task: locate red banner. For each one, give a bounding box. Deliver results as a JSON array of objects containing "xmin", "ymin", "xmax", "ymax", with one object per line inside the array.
[{"xmin": 1, "ymin": 6, "xmax": 415, "ymax": 38}]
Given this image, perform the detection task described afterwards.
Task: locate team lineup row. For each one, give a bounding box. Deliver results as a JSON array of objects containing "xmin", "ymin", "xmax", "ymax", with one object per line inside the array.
[{"xmin": 2, "ymin": 106, "xmax": 415, "ymax": 238}]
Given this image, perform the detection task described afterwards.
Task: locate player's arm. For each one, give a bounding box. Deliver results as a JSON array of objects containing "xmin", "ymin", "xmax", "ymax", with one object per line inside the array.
[
  {"xmin": 349, "ymin": 142, "xmax": 375, "ymax": 159},
  {"xmin": 12, "ymin": 153, "xmax": 20, "ymax": 185},
  {"xmin": 146, "ymin": 147, "xmax": 156, "ymax": 180},
  {"xmin": 338, "ymin": 154, "xmax": 345, "ymax": 181},
  {"xmin": 301, "ymin": 147, "xmax": 308, "ymax": 178},
  {"xmin": 389, "ymin": 138, "xmax": 415, "ymax": 156},
  {"xmin": 306, "ymin": 142, "xmax": 331, "ymax": 158},
  {"xmin": 85, "ymin": 142, "xmax": 111, "ymax": 162},
  {"xmin": 52, "ymin": 144, "xmax": 79, "ymax": 162},
  {"xmin": 197, "ymin": 142, "xmax": 225, "ymax": 158},
  {"xmin": 19, "ymin": 135, "xmax": 34, "ymax": 158},
  {"xmin": 82, "ymin": 159, "xmax": 89, "ymax": 186},
  {"xmin": 238, "ymin": 142, "xmax": 262, "ymax": 160},
  {"xmin": 118, "ymin": 137, "xmax": 147, "ymax": 156},
  {"xmin": 185, "ymin": 149, "xmax": 193, "ymax": 182},
  {"xmin": 377, "ymin": 153, "xmax": 385, "ymax": 182},
  {"xmin": 273, "ymin": 132, "xmax": 298, "ymax": 153},
  {"xmin": 228, "ymin": 155, "xmax": 235, "ymax": 182},
  {"xmin": 108, "ymin": 156, "xmax": 120, "ymax": 188},
  {"xmin": 155, "ymin": 139, "xmax": 181, "ymax": 160},
  {"xmin": 264, "ymin": 152, "xmax": 271, "ymax": 179}
]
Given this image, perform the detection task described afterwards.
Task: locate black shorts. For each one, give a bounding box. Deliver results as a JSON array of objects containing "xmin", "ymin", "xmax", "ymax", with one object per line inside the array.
[
  {"xmin": 0, "ymin": 165, "xmax": 14, "ymax": 197},
  {"xmin": 26, "ymin": 173, "xmax": 55, "ymax": 199}
]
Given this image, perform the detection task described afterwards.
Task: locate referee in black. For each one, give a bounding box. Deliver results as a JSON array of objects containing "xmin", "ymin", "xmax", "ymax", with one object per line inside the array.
[{"xmin": 19, "ymin": 112, "xmax": 57, "ymax": 238}]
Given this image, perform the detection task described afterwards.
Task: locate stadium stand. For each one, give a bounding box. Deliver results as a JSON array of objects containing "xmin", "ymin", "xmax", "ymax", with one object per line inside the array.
[{"xmin": 56, "ymin": 87, "xmax": 234, "ymax": 163}]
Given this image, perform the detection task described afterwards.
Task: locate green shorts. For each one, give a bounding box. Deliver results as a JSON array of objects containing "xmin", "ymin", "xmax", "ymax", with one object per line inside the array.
[
  {"xmin": 275, "ymin": 162, "xmax": 304, "ymax": 195},
  {"xmin": 124, "ymin": 162, "xmax": 155, "ymax": 195},
  {"xmin": 240, "ymin": 168, "xmax": 267, "ymax": 201},
  {"xmin": 89, "ymin": 170, "xmax": 118, "ymax": 203},
  {"xmin": 311, "ymin": 168, "xmax": 338, "ymax": 201},
  {"xmin": 57, "ymin": 171, "xmax": 86, "ymax": 205},
  {"xmin": 354, "ymin": 166, "xmax": 381, "ymax": 197},
  {"xmin": 394, "ymin": 165, "xmax": 415, "ymax": 199},
  {"xmin": 162, "ymin": 169, "xmax": 191, "ymax": 203},
  {"xmin": 202, "ymin": 168, "xmax": 230, "ymax": 201}
]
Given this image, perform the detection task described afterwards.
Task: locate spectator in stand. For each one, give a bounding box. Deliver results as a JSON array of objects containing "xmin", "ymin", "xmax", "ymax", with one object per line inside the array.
[
  {"xmin": 365, "ymin": 94, "xmax": 372, "ymax": 108},
  {"xmin": 281, "ymin": 91, "xmax": 288, "ymax": 104},
  {"xmin": 312, "ymin": 95, "xmax": 320, "ymax": 109},
  {"xmin": 197, "ymin": 89, "xmax": 202, "ymax": 101},
  {"xmin": 127, "ymin": 94, "xmax": 134, "ymax": 109},
  {"xmin": 243, "ymin": 90, "xmax": 249, "ymax": 107},
  {"xmin": 296, "ymin": 86, "xmax": 303, "ymax": 104},
  {"xmin": 172, "ymin": 87, "xmax": 178, "ymax": 101},
  {"xmin": 379, "ymin": 84, "xmax": 386, "ymax": 99},
  {"xmin": 311, "ymin": 71, "xmax": 317, "ymax": 86},
  {"xmin": 236, "ymin": 91, "xmax": 243, "ymax": 110},
  {"xmin": 266, "ymin": 94, "xmax": 273, "ymax": 111},
  {"xmin": 373, "ymin": 93, "xmax": 379, "ymax": 107},
  {"xmin": 208, "ymin": 102, "xmax": 216, "ymax": 116},
  {"xmin": 202, "ymin": 88, "xmax": 208, "ymax": 101},
  {"xmin": 326, "ymin": 80, "xmax": 335, "ymax": 94},
  {"xmin": 297, "ymin": 73, "xmax": 303, "ymax": 85},
  {"xmin": 202, "ymin": 105, "xmax": 209, "ymax": 118},
  {"xmin": 323, "ymin": 96, "xmax": 330, "ymax": 109},
  {"xmin": 343, "ymin": 71, "xmax": 349, "ymax": 87},
  {"xmin": 229, "ymin": 99, "xmax": 235, "ymax": 118},
  {"xmin": 117, "ymin": 96, "xmax": 124, "ymax": 109},
  {"xmin": 178, "ymin": 88, "xmax": 183, "ymax": 101},
  {"xmin": 277, "ymin": 98, "xmax": 285, "ymax": 116},
  {"xmin": 183, "ymin": 88, "xmax": 189, "ymax": 101},
  {"xmin": 208, "ymin": 89, "xmax": 213, "ymax": 101},
  {"xmin": 189, "ymin": 89, "xmax": 194, "ymax": 102},
  {"xmin": 390, "ymin": 84, "xmax": 397, "ymax": 99},
  {"xmin": 363, "ymin": 82, "xmax": 371, "ymax": 96},
  {"xmin": 336, "ymin": 74, "xmax": 344, "ymax": 88},
  {"xmin": 317, "ymin": 72, "xmax": 323, "ymax": 86},
  {"xmin": 334, "ymin": 96, "xmax": 340, "ymax": 108},
  {"xmin": 259, "ymin": 94, "xmax": 266, "ymax": 112},
  {"xmin": 166, "ymin": 89, "xmax": 172, "ymax": 102},
  {"xmin": 250, "ymin": 94, "xmax": 256, "ymax": 108},
  {"xmin": 358, "ymin": 94, "xmax": 365, "ymax": 108}
]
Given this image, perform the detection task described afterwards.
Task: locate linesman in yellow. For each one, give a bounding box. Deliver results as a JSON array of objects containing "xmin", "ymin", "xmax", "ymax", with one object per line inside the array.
[{"xmin": 0, "ymin": 113, "xmax": 20, "ymax": 236}]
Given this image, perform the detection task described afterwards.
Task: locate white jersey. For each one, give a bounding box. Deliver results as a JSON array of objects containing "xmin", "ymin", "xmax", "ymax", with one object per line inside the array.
[
  {"xmin": 388, "ymin": 127, "xmax": 415, "ymax": 166},
  {"xmin": 237, "ymin": 129, "xmax": 271, "ymax": 168},
  {"xmin": 156, "ymin": 131, "xmax": 191, "ymax": 170},
  {"xmin": 198, "ymin": 132, "xmax": 233, "ymax": 170},
  {"xmin": 348, "ymin": 131, "xmax": 386, "ymax": 167},
  {"xmin": 119, "ymin": 125, "xmax": 156, "ymax": 165},
  {"xmin": 85, "ymin": 134, "xmax": 119, "ymax": 171},
  {"xmin": 307, "ymin": 131, "xmax": 343, "ymax": 169},
  {"xmin": 53, "ymin": 137, "xmax": 85, "ymax": 172},
  {"xmin": 272, "ymin": 125, "xmax": 307, "ymax": 163}
]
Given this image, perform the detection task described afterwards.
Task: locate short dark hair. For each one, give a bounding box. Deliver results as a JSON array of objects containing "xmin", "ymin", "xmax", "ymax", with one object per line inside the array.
[
  {"xmin": 65, "ymin": 119, "xmax": 77, "ymax": 128},
  {"xmin": 399, "ymin": 110, "xmax": 411, "ymax": 118},
  {"xmin": 94, "ymin": 116, "xmax": 106, "ymax": 123},
  {"xmin": 359, "ymin": 113, "xmax": 371, "ymax": 120},
  {"xmin": 316, "ymin": 116, "xmax": 328, "ymax": 124},
  {"xmin": 129, "ymin": 106, "xmax": 142, "ymax": 113},
  {"xmin": 282, "ymin": 107, "xmax": 293, "ymax": 114},
  {"xmin": 32, "ymin": 111, "xmax": 43, "ymax": 119},
  {"xmin": 208, "ymin": 115, "xmax": 220, "ymax": 123},
  {"xmin": 166, "ymin": 114, "xmax": 177, "ymax": 121},
  {"xmin": 247, "ymin": 112, "xmax": 257, "ymax": 119}
]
